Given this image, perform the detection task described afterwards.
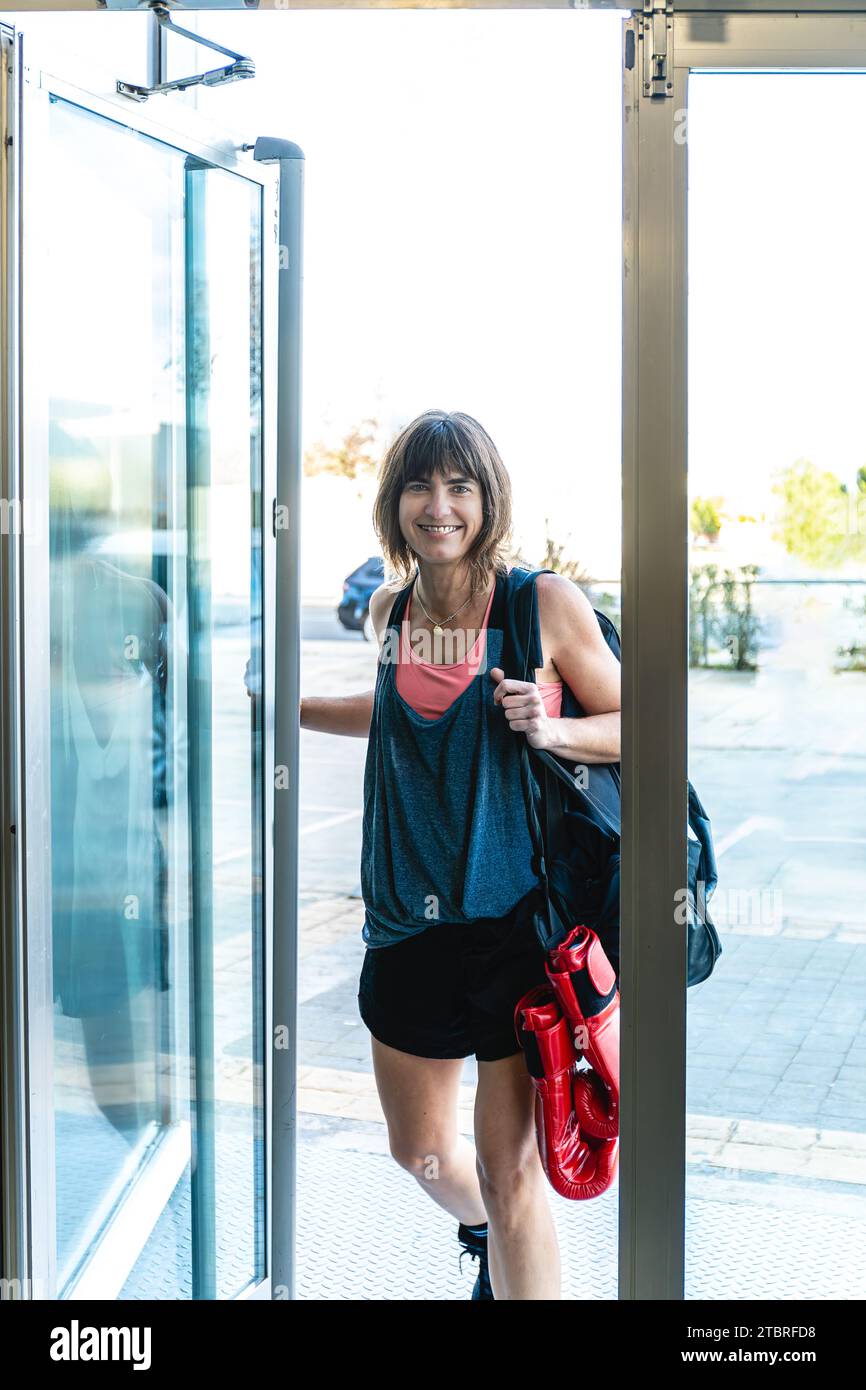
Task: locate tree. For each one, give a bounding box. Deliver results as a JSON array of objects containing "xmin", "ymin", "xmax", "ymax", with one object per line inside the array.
[
  {"xmin": 539, "ymin": 519, "xmax": 595, "ymax": 588},
  {"xmin": 690, "ymin": 495, "xmax": 723, "ymax": 544},
  {"xmin": 771, "ymin": 458, "xmax": 866, "ymax": 569},
  {"xmin": 303, "ymin": 417, "xmax": 380, "ymax": 481}
]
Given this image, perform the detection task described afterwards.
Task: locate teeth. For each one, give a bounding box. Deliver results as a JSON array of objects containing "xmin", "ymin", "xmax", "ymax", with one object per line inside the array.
[{"xmin": 420, "ymin": 525, "xmax": 460, "ymax": 533}]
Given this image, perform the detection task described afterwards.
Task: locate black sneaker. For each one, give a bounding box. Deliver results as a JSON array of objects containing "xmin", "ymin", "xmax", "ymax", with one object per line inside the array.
[{"xmin": 457, "ymin": 1221, "xmax": 495, "ymax": 1300}]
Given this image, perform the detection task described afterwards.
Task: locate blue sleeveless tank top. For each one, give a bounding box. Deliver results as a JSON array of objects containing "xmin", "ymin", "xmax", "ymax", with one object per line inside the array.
[{"xmin": 360, "ymin": 565, "xmax": 543, "ymax": 948}]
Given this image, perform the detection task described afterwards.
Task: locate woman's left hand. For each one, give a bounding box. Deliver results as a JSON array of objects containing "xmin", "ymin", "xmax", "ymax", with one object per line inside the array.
[{"xmin": 489, "ymin": 667, "xmax": 555, "ymax": 751}]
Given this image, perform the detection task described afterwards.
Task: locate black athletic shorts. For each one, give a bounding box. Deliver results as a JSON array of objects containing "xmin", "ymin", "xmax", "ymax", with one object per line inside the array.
[{"xmin": 357, "ymin": 889, "xmax": 548, "ymax": 1062}]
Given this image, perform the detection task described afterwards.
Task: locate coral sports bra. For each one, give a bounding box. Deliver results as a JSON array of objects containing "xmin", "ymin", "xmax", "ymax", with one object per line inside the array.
[{"xmin": 395, "ymin": 568, "xmax": 563, "ymax": 722}]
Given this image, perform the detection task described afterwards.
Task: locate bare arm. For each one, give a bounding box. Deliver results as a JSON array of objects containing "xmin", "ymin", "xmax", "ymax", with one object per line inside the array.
[
  {"xmin": 297, "ymin": 577, "xmax": 400, "ymax": 739},
  {"xmin": 538, "ymin": 573, "xmax": 621, "ymax": 762},
  {"xmin": 490, "ymin": 573, "xmax": 621, "ymax": 763},
  {"xmin": 300, "ymin": 690, "xmax": 373, "ymax": 737},
  {"xmin": 245, "ymin": 657, "xmax": 373, "ymax": 735}
]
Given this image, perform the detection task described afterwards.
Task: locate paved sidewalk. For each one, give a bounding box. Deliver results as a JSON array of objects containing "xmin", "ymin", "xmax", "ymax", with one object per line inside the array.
[
  {"xmin": 295, "ymin": 893, "xmax": 866, "ymax": 1299},
  {"xmin": 296, "ymin": 1112, "xmax": 866, "ymax": 1300}
]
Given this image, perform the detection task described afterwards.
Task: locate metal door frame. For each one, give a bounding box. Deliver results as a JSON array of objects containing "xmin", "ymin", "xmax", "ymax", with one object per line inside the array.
[{"xmin": 0, "ymin": 23, "xmax": 283, "ymax": 1298}]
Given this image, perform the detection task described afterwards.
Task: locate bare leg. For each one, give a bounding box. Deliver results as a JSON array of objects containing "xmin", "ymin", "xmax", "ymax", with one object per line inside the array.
[
  {"xmin": 474, "ymin": 1051, "xmax": 561, "ymax": 1300},
  {"xmin": 369, "ymin": 1036, "xmax": 487, "ymax": 1225}
]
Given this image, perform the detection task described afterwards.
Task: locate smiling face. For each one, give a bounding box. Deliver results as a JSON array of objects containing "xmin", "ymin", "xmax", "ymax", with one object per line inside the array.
[
  {"xmin": 372, "ymin": 410, "xmax": 513, "ymax": 594},
  {"xmin": 398, "ymin": 466, "xmax": 485, "ymax": 564}
]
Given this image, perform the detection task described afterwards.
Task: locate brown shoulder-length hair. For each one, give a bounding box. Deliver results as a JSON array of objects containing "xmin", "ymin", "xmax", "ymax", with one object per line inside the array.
[{"xmin": 372, "ymin": 409, "xmax": 515, "ymax": 594}]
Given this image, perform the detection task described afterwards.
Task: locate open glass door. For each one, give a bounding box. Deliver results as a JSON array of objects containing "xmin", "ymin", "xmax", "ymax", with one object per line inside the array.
[
  {"xmin": 681, "ymin": 13, "xmax": 866, "ymax": 1302},
  {"xmin": 6, "ymin": 26, "xmax": 279, "ymax": 1299}
]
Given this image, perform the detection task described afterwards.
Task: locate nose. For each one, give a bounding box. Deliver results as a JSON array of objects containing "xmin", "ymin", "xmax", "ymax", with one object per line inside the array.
[{"xmin": 423, "ymin": 483, "xmax": 455, "ymax": 519}]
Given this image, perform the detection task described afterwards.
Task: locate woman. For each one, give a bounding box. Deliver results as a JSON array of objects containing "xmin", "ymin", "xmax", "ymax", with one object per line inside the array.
[{"xmin": 300, "ymin": 409, "xmax": 621, "ymax": 1300}]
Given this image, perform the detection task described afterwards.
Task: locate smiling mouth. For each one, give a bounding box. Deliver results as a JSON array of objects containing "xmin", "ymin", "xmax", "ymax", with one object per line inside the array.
[{"xmin": 417, "ymin": 524, "xmax": 463, "ymax": 534}]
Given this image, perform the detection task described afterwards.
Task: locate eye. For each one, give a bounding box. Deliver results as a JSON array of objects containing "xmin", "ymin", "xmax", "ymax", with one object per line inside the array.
[{"xmin": 451, "ymin": 485, "xmax": 470, "ymax": 494}]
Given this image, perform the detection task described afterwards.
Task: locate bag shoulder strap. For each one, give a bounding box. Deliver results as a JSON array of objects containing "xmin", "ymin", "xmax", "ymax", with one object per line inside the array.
[
  {"xmin": 502, "ymin": 568, "xmax": 622, "ymax": 839},
  {"xmin": 501, "ymin": 565, "xmax": 550, "ymax": 677},
  {"xmin": 385, "ymin": 573, "xmax": 416, "ymax": 629},
  {"xmin": 503, "ymin": 567, "xmax": 720, "ymax": 952}
]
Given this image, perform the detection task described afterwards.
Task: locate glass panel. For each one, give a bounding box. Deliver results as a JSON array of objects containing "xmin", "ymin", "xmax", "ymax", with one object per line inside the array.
[
  {"xmin": 44, "ymin": 94, "xmax": 264, "ymax": 1299},
  {"xmin": 686, "ymin": 73, "xmax": 866, "ymax": 1299},
  {"xmin": 180, "ymin": 160, "xmax": 266, "ymax": 1301}
]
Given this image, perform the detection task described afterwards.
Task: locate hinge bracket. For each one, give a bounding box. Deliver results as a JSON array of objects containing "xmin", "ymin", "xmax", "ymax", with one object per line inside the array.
[
  {"xmin": 640, "ymin": 0, "xmax": 674, "ymax": 100},
  {"xmin": 117, "ymin": 3, "xmax": 254, "ymax": 103}
]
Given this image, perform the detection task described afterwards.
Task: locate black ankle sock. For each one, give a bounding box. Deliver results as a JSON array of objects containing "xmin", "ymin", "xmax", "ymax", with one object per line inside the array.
[{"xmin": 462, "ymin": 1221, "xmax": 488, "ymax": 1238}]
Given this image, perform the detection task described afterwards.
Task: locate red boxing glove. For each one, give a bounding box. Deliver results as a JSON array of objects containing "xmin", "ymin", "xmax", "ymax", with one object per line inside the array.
[
  {"xmin": 545, "ymin": 925, "xmax": 620, "ymax": 1143},
  {"xmin": 514, "ymin": 975, "xmax": 618, "ymax": 1201}
]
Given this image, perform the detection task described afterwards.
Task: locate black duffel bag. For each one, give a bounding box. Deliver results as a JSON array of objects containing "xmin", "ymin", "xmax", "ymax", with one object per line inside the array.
[{"xmin": 502, "ymin": 566, "xmax": 721, "ymax": 987}]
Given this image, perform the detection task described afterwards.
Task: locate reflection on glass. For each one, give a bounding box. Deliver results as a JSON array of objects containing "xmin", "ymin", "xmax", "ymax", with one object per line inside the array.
[
  {"xmin": 686, "ymin": 74, "xmax": 866, "ymax": 1299},
  {"xmin": 46, "ymin": 95, "xmax": 264, "ymax": 1299}
]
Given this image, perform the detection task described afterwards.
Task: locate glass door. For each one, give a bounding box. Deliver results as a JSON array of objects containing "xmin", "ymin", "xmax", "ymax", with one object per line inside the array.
[
  {"xmin": 683, "ymin": 36, "xmax": 866, "ymax": 1301},
  {"xmin": 12, "ymin": 33, "xmax": 278, "ymax": 1299}
]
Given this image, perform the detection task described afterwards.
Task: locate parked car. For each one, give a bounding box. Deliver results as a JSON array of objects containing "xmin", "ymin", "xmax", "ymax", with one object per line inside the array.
[{"xmin": 337, "ymin": 555, "xmax": 385, "ymax": 640}]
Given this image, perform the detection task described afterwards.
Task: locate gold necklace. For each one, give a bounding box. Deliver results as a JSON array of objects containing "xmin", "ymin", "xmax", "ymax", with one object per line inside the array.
[{"xmin": 412, "ymin": 569, "xmax": 484, "ymax": 637}]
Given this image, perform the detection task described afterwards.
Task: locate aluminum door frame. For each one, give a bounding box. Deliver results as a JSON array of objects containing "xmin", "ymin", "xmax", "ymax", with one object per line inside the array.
[
  {"xmin": 15, "ymin": 1, "xmax": 866, "ymax": 15},
  {"xmin": 0, "ymin": 25, "xmax": 282, "ymax": 1299},
  {"xmin": 621, "ymin": 7, "xmax": 866, "ymax": 1299}
]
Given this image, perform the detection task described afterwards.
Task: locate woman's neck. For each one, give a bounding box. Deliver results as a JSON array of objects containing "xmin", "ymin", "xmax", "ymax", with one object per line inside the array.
[{"xmin": 414, "ymin": 565, "xmax": 489, "ymax": 620}]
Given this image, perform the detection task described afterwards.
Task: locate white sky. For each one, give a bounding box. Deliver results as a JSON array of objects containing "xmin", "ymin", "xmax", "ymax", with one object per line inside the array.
[
  {"xmin": 5, "ymin": 9, "xmax": 866, "ymax": 582},
  {"xmin": 688, "ymin": 71, "xmax": 866, "ymax": 526},
  {"xmin": 184, "ymin": 9, "xmax": 627, "ymax": 577}
]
